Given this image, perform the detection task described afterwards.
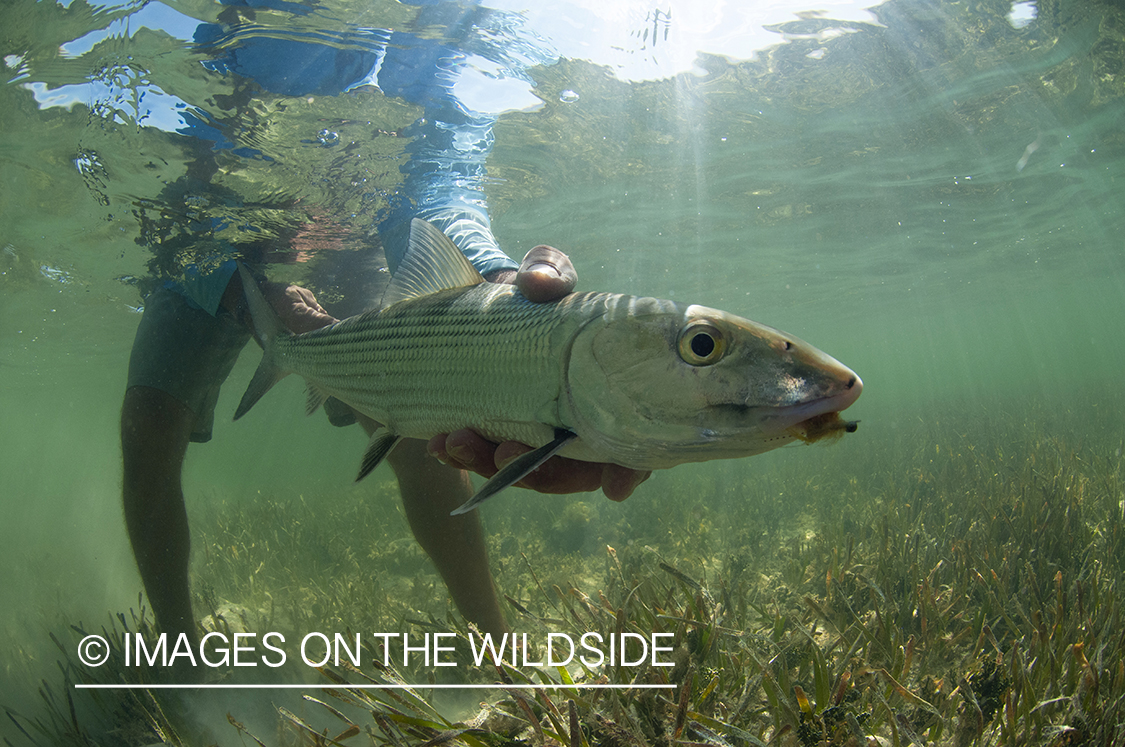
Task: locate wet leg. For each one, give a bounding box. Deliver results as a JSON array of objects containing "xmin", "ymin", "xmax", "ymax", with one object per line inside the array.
[
  {"xmin": 121, "ymin": 385, "xmax": 199, "ymax": 647},
  {"xmin": 384, "ymin": 436, "xmax": 509, "ymax": 637}
]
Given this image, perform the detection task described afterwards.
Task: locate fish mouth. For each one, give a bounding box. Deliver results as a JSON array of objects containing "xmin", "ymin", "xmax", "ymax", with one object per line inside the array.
[{"xmin": 760, "ymin": 373, "xmax": 864, "ymax": 438}]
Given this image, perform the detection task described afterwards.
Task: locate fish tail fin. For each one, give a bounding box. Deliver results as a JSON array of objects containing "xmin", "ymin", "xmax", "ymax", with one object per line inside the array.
[
  {"xmin": 234, "ymin": 355, "xmax": 285, "ymax": 420},
  {"xmin": 238, "ymin": 262, "xmax": 284, "ymax": 347},
  {"xmin": 234, "ymin": 263, "xmax": 289, "ymax": 420}
]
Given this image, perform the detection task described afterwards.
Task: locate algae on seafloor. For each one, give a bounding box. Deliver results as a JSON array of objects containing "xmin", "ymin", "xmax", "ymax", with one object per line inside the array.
[{"xmin": 7, "ymin": 393, "xmax": 1125, "ymax": 745}]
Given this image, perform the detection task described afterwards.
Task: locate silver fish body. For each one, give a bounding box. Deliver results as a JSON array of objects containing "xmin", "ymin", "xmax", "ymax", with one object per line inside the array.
[
  {"xmin": 266, "ymin": 283, "xmax": 611, "ymax": 458},
  {"xmin": 236, "ymin": 219, "xmax": 862, "ymax": 507}
]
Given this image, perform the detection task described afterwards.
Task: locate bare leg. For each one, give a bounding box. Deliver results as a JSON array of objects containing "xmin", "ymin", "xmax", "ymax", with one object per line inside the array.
[
  {"xmin": 380, "ymin": 433, "xmax": 509, "ymax": 637},
  {"xmin": 123, "ymin": 384, "xmax": 507, "ymax": 641},
  {"xmin": 121, "ymin": 385, "xmax": 199, "ymax": 647}
]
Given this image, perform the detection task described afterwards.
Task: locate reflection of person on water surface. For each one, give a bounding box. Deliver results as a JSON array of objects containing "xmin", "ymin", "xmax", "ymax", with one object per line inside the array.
[{"xmin": 120, "ymin": 0, "xmax": 648, "ymax": 649}]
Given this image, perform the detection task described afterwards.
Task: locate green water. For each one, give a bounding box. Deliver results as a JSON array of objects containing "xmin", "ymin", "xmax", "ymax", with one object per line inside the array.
[{"xmin": 2, "ymin": 0, "xmax": 1125, "ymax": 734}]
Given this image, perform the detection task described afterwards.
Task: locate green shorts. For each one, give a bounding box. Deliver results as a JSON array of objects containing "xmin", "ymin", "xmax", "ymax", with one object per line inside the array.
[
  {"xmin": 126, "ymin": 287, "xmax": 252, "ymax": 443},
  {"xmin": 126, "ymin": 286, "xmax": 358, "ymax": 441}
]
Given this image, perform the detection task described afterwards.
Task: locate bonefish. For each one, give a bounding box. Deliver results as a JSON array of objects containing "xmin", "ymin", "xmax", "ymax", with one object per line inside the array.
[{"xmin": 236, "ymin": 219, "xmax": 862, "ymax": 514}]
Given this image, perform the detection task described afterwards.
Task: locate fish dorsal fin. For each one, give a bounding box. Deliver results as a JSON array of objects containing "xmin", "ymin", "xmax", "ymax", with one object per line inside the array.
[{"xmin": 380, "ymin": 218, "xmax": 485, "ymax": 308}]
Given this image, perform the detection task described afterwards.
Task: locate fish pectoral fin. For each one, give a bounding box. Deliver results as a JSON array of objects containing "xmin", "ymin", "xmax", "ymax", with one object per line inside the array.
[
  {"xmin": 450, "ymin": 429, "xmax": 578, "ymax": 516},
  {"xmin": 356, "ymin": 428, "xmax": 403, "ymax": 482}
]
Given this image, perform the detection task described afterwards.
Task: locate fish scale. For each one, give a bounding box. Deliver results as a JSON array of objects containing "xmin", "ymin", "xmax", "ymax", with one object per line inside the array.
[{"xmin": 268, "ymin": 284, "xmax": 607, "ymax": 447}]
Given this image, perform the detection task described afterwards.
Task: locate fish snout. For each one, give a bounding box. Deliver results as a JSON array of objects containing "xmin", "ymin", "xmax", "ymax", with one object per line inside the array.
[
  {"xmin": 827, "ymin": 369, "xmax": 862, "ymax": 412},
  {"xmin": 805, "ymin": 347, "xmax": 863, "ymax": 413},
  {"xmin": 759, "ymin": 325, "xmax": 856, "ymax": 394},
  {"xmin": 755, "ymin": 339, "xmax": 863, "ymax": 436}
]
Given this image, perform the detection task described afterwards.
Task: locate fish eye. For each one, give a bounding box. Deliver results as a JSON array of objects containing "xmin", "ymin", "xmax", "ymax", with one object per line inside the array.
[{"xmin": 678, "ymin": 321, "xmax": 726, "ymax": 366}]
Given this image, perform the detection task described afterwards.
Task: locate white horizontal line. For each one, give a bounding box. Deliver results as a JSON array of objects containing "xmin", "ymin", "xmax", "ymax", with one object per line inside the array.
[{"xmin": 75, "ymin": 683, "xmax": 677, "ymax": 690}]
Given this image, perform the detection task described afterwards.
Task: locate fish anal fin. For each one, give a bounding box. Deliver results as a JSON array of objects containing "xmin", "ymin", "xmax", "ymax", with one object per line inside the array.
[
  {"xmin": 356, "ymin": 428, "xmax": 403, "ymax": 482},
  {"xmin": 450, "ymin": 429, "xmax": 578, "ymax": 515},
  {"xmin": 305, "ymin": 384, "xmax": 329, "ymax": 416},
  {"xmin": 380, "ymin": 218, "xmax": 484, "ymax": 308}
]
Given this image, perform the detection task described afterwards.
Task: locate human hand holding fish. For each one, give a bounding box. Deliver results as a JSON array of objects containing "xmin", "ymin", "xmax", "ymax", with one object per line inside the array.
[
  {"xmin": 223, "ymin": 274, "xmax": 339, "ymax": 335},
  {"xmin": 484, "ymin": 243, "xmax": 579, "ymax": 302},
  {"xmin": 438, "ymin": 244, "xmax": 651, "ymax": 501},
  {"xmin": 259, "ymin": 281, "xmax": 338, "ymax": 333},
  {"xmin": 234, "ymin": 219, "xmax": 863, "ymax": 515},
  {"xmin": 236, "ymin": 235, "xmax": 649, "ymax": 500},
  {"xmin": 427, "ymin": 425, "xmax": 651, "ymax": 502},
  {"xmin": 239, "ymin": 242, "xmax": 578, "ymax": 336}
]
